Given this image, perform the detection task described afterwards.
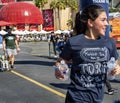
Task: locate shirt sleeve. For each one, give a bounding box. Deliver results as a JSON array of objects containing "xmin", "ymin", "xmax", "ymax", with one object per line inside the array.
[
  {"xmin": 110, "ymin": 38, "xmax": 119, "ymax": 60},
  {"xmin": 59, "ymin": 40, "xmax": 72, "ymax": 61}
]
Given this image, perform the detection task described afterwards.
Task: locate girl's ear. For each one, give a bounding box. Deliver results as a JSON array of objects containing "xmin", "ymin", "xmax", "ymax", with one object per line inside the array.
[{"xmin": 88, "ymin": 19, "xmax": 93, "ymax": 27}]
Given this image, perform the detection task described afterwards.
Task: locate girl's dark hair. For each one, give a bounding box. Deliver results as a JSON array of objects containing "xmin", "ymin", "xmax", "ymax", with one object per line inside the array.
[{"xmin": 73, "ymin": 5, "xmax": 106, "ymax": 34}]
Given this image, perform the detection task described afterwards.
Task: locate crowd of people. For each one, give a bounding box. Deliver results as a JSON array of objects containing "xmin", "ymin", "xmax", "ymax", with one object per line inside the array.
[
  {"xmin": 0, "ymin": 27, "xmax": 72, "ymax": 70},
  {"xmin": 48, "ymin": 31, "xmax": 73, "ymax": 57}
]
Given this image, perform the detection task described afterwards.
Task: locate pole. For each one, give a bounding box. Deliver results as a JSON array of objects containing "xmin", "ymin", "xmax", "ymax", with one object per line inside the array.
[
  {"xmin": 79, "ymin": 0, "xmax": 109, "ymax": 37},
  {"xmin": 112, "ymin": 0, "xmax": 113, "ymax": 8}
]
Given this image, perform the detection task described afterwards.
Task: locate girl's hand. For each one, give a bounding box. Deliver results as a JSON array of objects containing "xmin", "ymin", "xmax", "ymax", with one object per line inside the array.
[
  {"xmin": 55, "ymin": 68, "xmax": 64, "ymax": 80},
  {"xmin": 110, "ymin": 65, "xmax": 120, "ymax": 76}
]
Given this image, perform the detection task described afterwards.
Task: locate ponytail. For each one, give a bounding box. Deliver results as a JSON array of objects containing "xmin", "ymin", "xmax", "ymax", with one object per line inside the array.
[{"xmin": 73, "ymin": 12, "xmax": 87, "ymax": 35}]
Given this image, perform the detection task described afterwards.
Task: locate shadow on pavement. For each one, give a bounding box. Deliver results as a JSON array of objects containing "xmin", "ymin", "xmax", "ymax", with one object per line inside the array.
[
  {"xmin": 50, "ymin": 83, "xmax": 69, "ymax": 90},
  {"xmin": 110, "ymin": 79, "xmax": 120, "ymax": 83},
  {"xmin": 36, "ymin": 55, "xmax": 58, "ymax": 60},
  {"xmin": 15, "ymin": 60, "xmax": 55, "ymax": 66}
]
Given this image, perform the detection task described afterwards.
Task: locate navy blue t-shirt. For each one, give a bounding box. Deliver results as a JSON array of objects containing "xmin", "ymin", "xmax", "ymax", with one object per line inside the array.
[{"xmin": 60, "ymin": 34, "xmax": 118, "ymax": 103}]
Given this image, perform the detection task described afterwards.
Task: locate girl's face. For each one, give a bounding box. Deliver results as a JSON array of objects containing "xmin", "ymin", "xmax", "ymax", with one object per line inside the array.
[{"xmin": 92, "ymin": 12, "xmax": 108, "ymax": 36}]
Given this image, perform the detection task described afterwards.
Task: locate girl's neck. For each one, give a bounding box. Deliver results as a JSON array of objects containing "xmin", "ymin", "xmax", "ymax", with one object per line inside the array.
[{"xmin": 85, "ymin": 30, "xmax": 99, "ymax": 40}]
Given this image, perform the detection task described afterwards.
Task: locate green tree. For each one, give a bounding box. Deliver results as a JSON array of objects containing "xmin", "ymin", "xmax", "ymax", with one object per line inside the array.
[
  {"xmin": 50, "ymin": 0, "xmax": 67, "ymax": 30},
  {"xmin": 109, "ymin": 8, "xmax": 120, "ymax": 12},
  {"xmin": 65, "ymin": 0, "xmax": 78, "ymax": 11},
  {"xmin": 67, "ymin": 18, "xmax": 73, "ymax": 29},
  {"xmin": 65, "ymin": 0, "xmax": 79, "ymax": 29},
  {"xmin": 34, "ymin": 0, "xmax": 48, "ymax": 9}
]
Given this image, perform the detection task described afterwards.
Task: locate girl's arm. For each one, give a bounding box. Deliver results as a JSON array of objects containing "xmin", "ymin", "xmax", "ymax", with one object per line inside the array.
[{"xmin": 110, "ymin": 60, "xmax": 120, "ymax": 75}]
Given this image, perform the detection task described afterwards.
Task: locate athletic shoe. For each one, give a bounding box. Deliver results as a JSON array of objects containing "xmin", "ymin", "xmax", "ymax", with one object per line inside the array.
[{"xmin": 108, "ymin": 89, "xmax": 114, "ymax": 95}]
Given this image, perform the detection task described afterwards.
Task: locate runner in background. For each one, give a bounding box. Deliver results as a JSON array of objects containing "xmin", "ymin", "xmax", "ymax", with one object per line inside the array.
[
  {"xmin": 50, "ymin": 31, "xmax": 57, "ymax": 57},
  {"xmin": 2, "ymin": 28, "xmax": 19, "ymax": 69}
]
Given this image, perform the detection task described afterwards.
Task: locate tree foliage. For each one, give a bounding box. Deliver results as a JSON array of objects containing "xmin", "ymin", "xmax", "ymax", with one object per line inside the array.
[
  {"xmin": 65, "ymin": 0, "xmax": 78, "ymax": 11},
  {"xmin": 50, "ymin": 0, "xmax": 66, "ymax": 10},
  {"xmin": 35, "ymin": 0, "xmax": 48, "ymax": 8},
  {"xmin": 109, "ymin": 8, "xmax": 120, "ymax": 12},
  {"xmin": 67, "ymin": 19, "xmax": 73, "ymax": 29}
]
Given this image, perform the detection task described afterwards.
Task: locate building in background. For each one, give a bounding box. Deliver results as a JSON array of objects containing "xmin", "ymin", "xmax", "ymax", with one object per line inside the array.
[{"xmin": 0, "ymin": 0, "xmax": 120, "ymax": 31}]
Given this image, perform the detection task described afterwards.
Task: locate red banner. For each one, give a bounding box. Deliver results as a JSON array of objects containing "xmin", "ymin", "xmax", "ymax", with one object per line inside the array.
[{"xmin": 42, "ymin": 9, "xmax": 54, "ymax": 31}]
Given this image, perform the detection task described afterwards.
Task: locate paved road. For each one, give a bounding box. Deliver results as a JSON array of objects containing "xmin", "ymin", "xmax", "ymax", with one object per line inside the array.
[{"xmin": 0, "ymin": 41, "xmax": 120, "ymax": 103}]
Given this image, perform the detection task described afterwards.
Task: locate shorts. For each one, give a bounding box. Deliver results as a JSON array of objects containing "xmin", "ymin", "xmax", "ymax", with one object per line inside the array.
[{"xmin": 6, "ymin": 48, "xmax": 17, "ymax": 56}]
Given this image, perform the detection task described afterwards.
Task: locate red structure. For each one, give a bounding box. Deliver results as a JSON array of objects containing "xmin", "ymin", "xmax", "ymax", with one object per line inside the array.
[
  {"xmin": 0, "ymin": 0, "xmax": 14, "ymax": 4},
  {"xmin": 0, "ymin": 2, "xmax": 43, "ymax": 30}
]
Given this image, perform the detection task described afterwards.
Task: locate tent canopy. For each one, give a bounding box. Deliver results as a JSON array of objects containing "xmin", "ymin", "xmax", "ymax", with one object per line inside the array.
[
  {"xmin": 0, "ymin": 2, "xmax": 43, "ymax": 24},
  {"xmin": 0, "ymin": 20, "xmax": 13, "ymax": 26}
]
